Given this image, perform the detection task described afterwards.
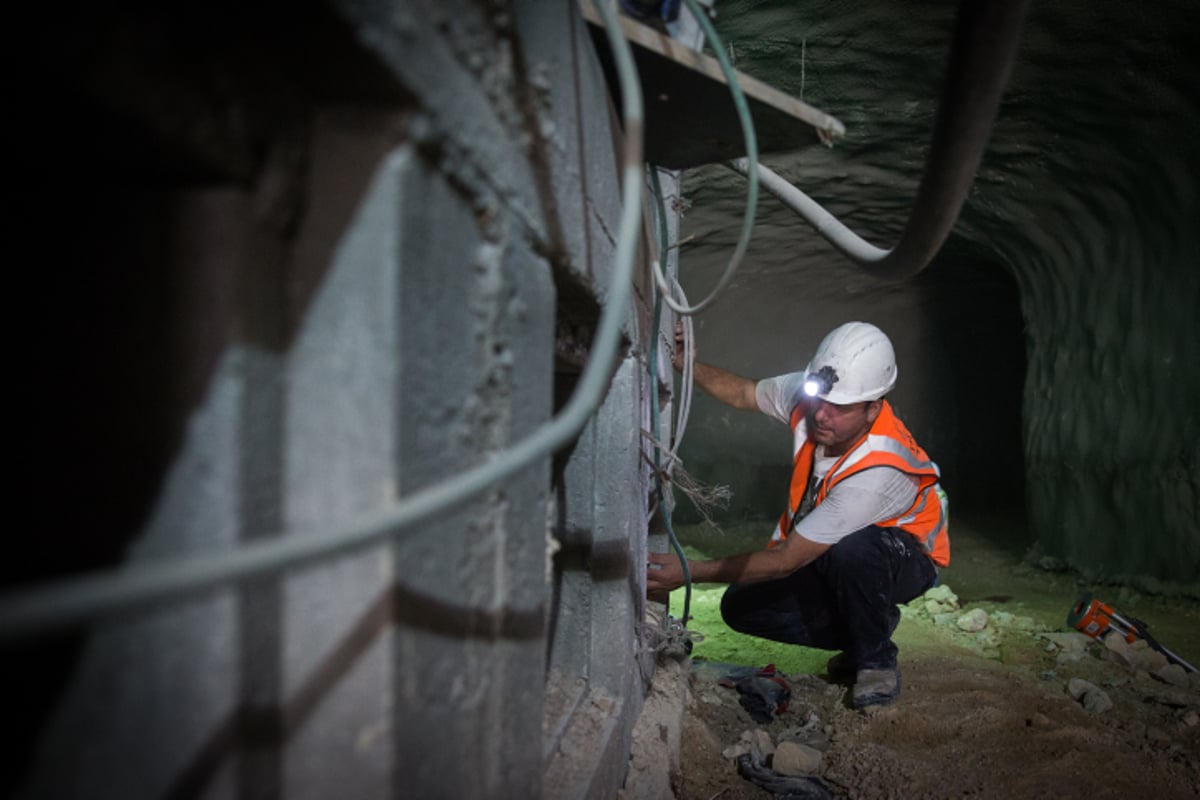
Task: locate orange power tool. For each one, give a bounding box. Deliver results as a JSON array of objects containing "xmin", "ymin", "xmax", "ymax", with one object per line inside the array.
[{"xmin": 1068, "ymin": 592, "xmax": 1197, "ymax": 673}]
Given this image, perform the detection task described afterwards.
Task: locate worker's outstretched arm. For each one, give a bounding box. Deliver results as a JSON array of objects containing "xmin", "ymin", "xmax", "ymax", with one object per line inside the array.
[
  {"xmin": 646, "ymin": 534, "xmax": 830, "ymax": 592},
  {"xmin": 674, "ymin": 323, "xmax": 759, "ymax": 412}
]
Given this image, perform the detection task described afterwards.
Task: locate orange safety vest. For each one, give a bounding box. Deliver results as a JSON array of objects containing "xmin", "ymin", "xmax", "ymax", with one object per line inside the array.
[{"xmin": 771, "ymin": 400, "xmax": 950, "ymax": 567}]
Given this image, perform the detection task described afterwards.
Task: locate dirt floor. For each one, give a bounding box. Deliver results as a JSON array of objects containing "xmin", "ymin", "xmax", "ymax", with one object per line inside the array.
[{"xmin": 667, "ymin": 516, "xmax": 1200, "ymax": 799}]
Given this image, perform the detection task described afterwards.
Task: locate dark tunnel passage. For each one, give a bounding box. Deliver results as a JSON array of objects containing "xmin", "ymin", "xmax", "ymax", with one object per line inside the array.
[{"xmin": 901, "ymin": 242, "xmax": 1027, "ymax": 524}]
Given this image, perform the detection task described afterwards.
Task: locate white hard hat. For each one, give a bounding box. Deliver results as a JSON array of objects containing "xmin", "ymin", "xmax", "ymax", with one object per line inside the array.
[{"xmin": 802, "ymin": 322, "xmax": 897, "ymax": 404}]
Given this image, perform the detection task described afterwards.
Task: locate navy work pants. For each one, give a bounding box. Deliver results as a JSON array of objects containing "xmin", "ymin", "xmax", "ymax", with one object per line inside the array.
[{"xmin": 719, "ymin": 526, "xmax": 937, "ymax": 670}]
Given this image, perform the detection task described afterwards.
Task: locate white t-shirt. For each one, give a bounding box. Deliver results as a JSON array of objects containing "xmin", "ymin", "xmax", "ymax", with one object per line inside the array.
[{"xmin": 756, "ymin": 372, "xmax": 919, "ymax": 545}]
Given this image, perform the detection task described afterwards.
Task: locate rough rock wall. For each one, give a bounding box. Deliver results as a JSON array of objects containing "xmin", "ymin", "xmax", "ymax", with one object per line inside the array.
[
  {"xmin": 6, "ymin": 1, "xmax": 660, "ymax": 798},
  {"xmin": 1019, "ymin": 254, "xmax": 1199, "ymax": 590},
  {"xmin": 966, "ymin": 0, "xmax": 1200, "ymax": 591}
]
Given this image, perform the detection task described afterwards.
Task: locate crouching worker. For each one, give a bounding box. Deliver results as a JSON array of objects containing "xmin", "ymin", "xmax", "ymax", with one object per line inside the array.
[{"xmin": 646, "ymin": 322, "xmax": 948, "ymax": 709}]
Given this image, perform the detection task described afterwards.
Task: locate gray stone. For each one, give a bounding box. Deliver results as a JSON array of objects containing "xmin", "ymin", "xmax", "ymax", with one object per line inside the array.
[
  {"xmin": 1147, "ymin": 687, "xmax": 1198, "ymax": 709},
  {"xmin": 740, "ymin": 729, "xmax": 776, "ymax": 759},
  {"xmin": 925, "ymin": 598, "xmax": 954, "ymax": 615},
  {"xmin": 722, "ymin": 742, "xmax": 751, "ymax": 760},
  {"xmin": 1081, "ymin": 688, "xmax": 1113, "ymax": 714},
  {"xmin": 1145, "ymin": 726, "xmax": 1173, "ymax": 749},
  {"xmin": 1103, "ymin": 630, "xmax": 1130, "ymax": 656},
  {"xmin": 923, "ymin": 585, "xmax": 961, "ymax": 617},
  {"xmin": 1050, "ymin": 633, "xmax": 1094, "ymax": 666},
  {"xmin": 1103, "ymin": 632, "xmax": 1170, "ymax": 673},
  {"xmin": 772, "ymin": 741, "xmax": 823, "ymax": 776},
  {"xmin": 925, "ymin": 584, "xmax": 959, "ymax": 605},
  {"xmin": 1043, "ymin": 632, "xmax": 1093, "ymax": 652},
  {"xmin": 1068, "ymin": 678, "xmax": 1112, "ymax": 714},
  {"xmin": 1153, "ymin": 663, "xmax": 1190, "ymax": 688},
  {"xmin": 956, "ymin": 608, "xmax": 990, "ymax": 632},
  {"xmin": 1120, "ymin": 638, "xmax": 1170, "ymax": 673}
]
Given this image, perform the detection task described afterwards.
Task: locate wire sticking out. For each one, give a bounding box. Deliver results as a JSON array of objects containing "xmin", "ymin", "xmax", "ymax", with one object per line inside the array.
[
  {"xmin": 672, "ymin": 459, "xmax": 733, "ymax": 526},
  {"xmin": 639, "ymin": 433, "xmax": 732, "ymax": 525}
]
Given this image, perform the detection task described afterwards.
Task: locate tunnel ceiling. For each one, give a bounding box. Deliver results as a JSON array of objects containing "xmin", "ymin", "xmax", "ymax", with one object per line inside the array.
[
  {"xmin": 675, "ymin": 0, "xmax": 1197, "ymax": 285},
  {"xmin": 676, "ymin": 0, "xmax": 1190, "ymax": 260}
]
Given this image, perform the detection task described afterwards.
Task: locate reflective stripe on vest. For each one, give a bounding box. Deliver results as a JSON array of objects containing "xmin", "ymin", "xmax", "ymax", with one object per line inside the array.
[{"xmin": 771, "ymin": 400, "xmax": 950, "ymax": 567}]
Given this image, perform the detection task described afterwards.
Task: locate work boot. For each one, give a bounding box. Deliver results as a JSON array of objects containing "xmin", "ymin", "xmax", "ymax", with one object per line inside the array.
[
  {"xmin": 825, "ymin": 652, "xmax": 856, "ymax": 684},
  {"xmin": 851, "ymin": 667, "xmax": 900, "ymax": 709}
]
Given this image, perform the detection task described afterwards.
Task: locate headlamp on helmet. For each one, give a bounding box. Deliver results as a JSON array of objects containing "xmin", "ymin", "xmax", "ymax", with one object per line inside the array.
[{"xmin": 803, "ymin": 365, "xmax": 839, "ymax": 398}]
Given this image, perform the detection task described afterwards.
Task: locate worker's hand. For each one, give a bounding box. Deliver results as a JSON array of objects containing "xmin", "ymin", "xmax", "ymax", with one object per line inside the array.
[
  {"xmin": 646, "ymin": 551, "xmax": 687, "ymax": 593},
  {"xmin": 670, "ymin": 321, "xmax": 688, "ymax": 371}
]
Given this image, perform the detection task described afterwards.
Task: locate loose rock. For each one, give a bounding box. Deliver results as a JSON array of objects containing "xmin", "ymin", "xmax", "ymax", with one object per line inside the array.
[
  {"xmin": 923, "ymin": 584, "xmax": 960, "ymax": 616},
  {"xmin": 724, "ymin": 729, "xmax": 775, "ymax": 761},
  {"xmin": 772, "ymin": 741, "xmax": 823, "ymax": 776},
  {"xmin": 1145, "ymin": 726, "xmax": 1172, "ymax": 749},
  {"xmin": 1068, "ymin": 678, "xmax": 1113, "ymax": 714},
  {"xmin": 1082, "ymin": 688, "xmax": 1113, "ymax": 714},
  {"xmin": 1068, "ymin": 678, "xmax": 1098, "ymax": 700},
  {"xmin": 742, "ymin": 729, "xmax": 775, "ymax": 759},
  {"xmin": 957, "ymin": 608, "xmax": 989, "ymax": 633},
  {"xmin": 1152, "ymin": 663, "xmax": 1189, "ymax": 688},
  {"xmin": 722, "ymin": 741, "xmax": 750, "ymax": 760},
  {"xmin": 925, "ymin": 584, "xmax": 959, "ymax": 605},
  {"xmin": 1044, "ymin": 632, "xmax": 1092, "ymax": 666},
  {"xmin": 1122, "ymin": 639, "xmax": 1169, "ymax": 673},
  {"xmin": 1147, "ymin": 687, "xmax": 1198, "ymax": 709}
]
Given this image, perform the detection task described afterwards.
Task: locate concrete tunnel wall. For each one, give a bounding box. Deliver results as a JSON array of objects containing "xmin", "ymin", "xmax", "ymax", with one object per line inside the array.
[{"xmin": 7, "ymin": 1, "xmax": 671, "ymax": 798}]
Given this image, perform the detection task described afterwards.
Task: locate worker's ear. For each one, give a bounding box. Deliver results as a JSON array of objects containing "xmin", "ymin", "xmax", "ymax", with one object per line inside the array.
[{"xmin": 865, "ymin": 399, "xmax": 883, "ymax": 424}]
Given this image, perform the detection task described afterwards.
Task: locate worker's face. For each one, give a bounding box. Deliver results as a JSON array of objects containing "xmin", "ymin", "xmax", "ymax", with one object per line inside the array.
[{"xmin": 810, "ymin": 399, "xmax": 882, "ymax": 456}]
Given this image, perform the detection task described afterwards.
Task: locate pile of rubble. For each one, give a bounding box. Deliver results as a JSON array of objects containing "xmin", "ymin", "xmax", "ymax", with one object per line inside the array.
[
  {"xmin": 701, "ymin": 582, "xmax": 1199, "ymax": 794},
  {"xmin": 911, "ymin": 581, "xmax": 1200, "ymax": 752},
  {"xmin": 717, "ymin": 707, "xmax": 837, "ymax": 799}
]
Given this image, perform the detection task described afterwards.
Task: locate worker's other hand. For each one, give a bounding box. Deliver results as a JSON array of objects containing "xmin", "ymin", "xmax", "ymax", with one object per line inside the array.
[
  {"xmin": 646, "ymin": 551, "xmax": 686, "ymax": 593},
  {"xmin": 670, "ymin": 321, "xmax": 688, "ymax": 371}
]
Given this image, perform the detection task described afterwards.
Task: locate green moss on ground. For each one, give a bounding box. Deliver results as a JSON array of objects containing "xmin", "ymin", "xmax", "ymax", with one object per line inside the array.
[
  {"xmin": 669, "ymin": 524, "xmax": 830, "ymax": 674},
  {"xmin": 670, "ymin": 582, "xmax": 829, "ymax": 675}
]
